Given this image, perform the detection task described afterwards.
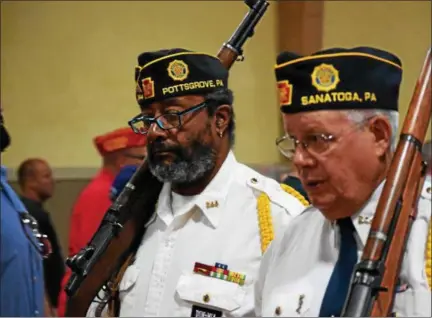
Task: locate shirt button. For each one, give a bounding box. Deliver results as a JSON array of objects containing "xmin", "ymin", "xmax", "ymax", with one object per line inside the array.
[
  {"xmin": 203, "ymin": 293, "xmax": 210, "ymax": 303},
  {"xmin": 33, "ymin": 276, "xmax": 37, "ymax": 281},
  {"xmin": 35, "ymin": 310, "xmax": 39, "ymax": 315},
  {"xmin": 275, "ymin": 306, "xmax": 282, "ymax": 316}
]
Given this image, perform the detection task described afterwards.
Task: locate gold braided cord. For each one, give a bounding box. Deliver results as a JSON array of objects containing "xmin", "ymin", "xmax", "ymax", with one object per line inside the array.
[
  {"xmin": 426, "ymin": 219, "xmax": 432, "ymax": 289},
  {"xmin": 257, "ymin": 191, "xmax": 273, "ymax": 254},
  {"xmin": 257, "ymin": 184, "xmax": 310, "ymax": 254},
  {"xmin": 280, "ymin": 184, "xmax": 310, "ymax": 207}
]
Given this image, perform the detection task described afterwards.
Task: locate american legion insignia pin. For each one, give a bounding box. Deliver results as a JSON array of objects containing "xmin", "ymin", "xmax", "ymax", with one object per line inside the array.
[
  {"xmin": 167, "ymin": 59, "xmax": 189, "ymax": 81},
  {"xmin": 358, "ymin": 215, "xmax": 372, "ymax": 225},
  {"xmin": 311, "ymin": 63, "xmax": 340, "ymax": 92},
  {"xmin": 193, "ymin": 262, "xmax": 246, "ymax": 286}
]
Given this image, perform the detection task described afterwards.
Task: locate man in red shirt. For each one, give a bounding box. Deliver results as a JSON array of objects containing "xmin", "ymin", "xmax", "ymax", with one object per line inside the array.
[{"xmin": 57, "ymin": 127, "xmax": 146, "ymax": 316}]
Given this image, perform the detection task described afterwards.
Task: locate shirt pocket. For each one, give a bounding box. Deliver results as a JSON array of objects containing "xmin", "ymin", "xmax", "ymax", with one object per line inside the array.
[
  {"xmin": 262, "ymin": 284, "xmax": 314, "ymax": 317},
  {"xmin": 393, "ymin": 288, "xmax": 432, "ymax": 317},
  {"xmin": 118, "ymin": 265, "xmax": 140, "ymax": 307},
  {"xmin": 176, "ymin": 272, "xmax": 247, "ymax": 314}
]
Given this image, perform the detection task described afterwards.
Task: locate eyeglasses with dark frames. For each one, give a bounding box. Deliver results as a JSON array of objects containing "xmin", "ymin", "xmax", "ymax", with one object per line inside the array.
[{"xmin": 128, "ymin": 101, "xmax": 208, "ymax": 135}]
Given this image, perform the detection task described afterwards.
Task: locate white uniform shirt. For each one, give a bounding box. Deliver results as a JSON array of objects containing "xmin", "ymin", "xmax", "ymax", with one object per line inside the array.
[
  {"xmin": 88, "ymin": 151, "xmax": 307, "ymax": 317},
  {"xmin": 255, "ymin": 180, "xmax": 432, "ymax": 317}
]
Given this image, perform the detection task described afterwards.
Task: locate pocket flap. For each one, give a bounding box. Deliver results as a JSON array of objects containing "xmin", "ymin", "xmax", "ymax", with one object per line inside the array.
[{"xmin": 176, "ymin": 273, "xmax": 246, "ymax": 312}]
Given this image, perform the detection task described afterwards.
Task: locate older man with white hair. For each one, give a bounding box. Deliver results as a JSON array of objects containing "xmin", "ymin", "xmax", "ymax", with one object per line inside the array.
[{"xmin": 255, "ymin": 47, "xmax": 431, "ymax": 317}]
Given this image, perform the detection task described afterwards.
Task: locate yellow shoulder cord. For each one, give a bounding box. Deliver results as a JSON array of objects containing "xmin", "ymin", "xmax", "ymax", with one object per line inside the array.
[
  {"xmin": 257, "ymin": 184, "xmax": 310, "ymax": 254},
  {"xmin": 280, "ymin": 183, "xmax": 310, "ymax": 207},
  {"xmin": 426, "ymin": 219, "xmax": 432, "ymax": 289}
]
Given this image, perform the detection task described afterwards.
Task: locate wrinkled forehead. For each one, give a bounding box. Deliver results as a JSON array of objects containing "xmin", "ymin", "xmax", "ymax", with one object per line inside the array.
[{"xmin": 282, "ymin": 110, "xmax": 352, "ymax": 136}]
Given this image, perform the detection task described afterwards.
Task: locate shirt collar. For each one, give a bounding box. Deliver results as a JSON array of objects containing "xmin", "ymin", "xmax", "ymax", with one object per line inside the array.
[
  {"xmin": 350, "ymin": 180, "xmax": 386, "ymax": 246},
  {"xmin": 156, "ymin": 151, "xmax": 237, "ymax": 228},
  {"xmin": 21, "ymin": 196, "xmax": 43, "ymax": 208}
]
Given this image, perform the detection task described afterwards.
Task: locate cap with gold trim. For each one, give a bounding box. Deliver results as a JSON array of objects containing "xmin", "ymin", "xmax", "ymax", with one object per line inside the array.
[
  {"xmin": 134, "ymin": 48, "xmax": 229, "ymax": 107},
  {"xmin": 274, "ymin": 47, "xmax": 402, "ymax": 114}
]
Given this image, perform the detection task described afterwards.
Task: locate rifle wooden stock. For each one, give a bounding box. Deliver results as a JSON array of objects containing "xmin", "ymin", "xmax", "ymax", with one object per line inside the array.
[
  {"xmin": 65, "ymin": 162, "xmax": 162, "ymax": 316},
  {"xmin": 341, "ymin": 48, "xmax": 431, "ymax": 317},
  {"xmin": 64, "ymin": 1, "xmax": 270, "ymax": 316}
]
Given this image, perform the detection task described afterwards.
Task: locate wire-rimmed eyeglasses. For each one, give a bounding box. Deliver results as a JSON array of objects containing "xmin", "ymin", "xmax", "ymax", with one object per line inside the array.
[
  {"xmin": 128, "ymin": 101, "xmax": 208, "ymax": 135},
  {"xmin": 276, "ymin": 118, "xmax": 372, "ymax": 160},
  {"xmin": 276, "ymin": 133, "xmax": 337, "ymax": 160}
]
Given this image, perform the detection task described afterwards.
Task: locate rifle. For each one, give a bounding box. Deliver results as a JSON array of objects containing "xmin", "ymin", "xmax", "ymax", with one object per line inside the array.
[
  {"xmin": 64, "ymin": 0, "xmax": 270, "ymax": 316},
  {"xmin": 341, "ymin": 48, "xmax": 431, "ymax": 317}
]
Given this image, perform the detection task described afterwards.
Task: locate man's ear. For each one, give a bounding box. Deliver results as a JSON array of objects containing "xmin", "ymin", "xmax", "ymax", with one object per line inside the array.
[
  {"xmin": 214, "ymin": 105, "xmax": 231, "ymax": 133},
  {"xmin": 368, "ymin": 115, "xmax": 392, "ymax": 157}
]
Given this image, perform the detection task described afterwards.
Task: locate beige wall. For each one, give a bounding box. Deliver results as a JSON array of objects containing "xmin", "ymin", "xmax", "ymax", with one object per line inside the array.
[
  {"xmin": 1, "ymin": 0, "xmax": 280, "ymax": 169},
  {"xmin": 323, "ymin": 0, "xmax": 432, "ymax": 137},
  {"xmin": 1, "ymin": 1, "xmax": 431, "ymax": 252},
  {"xmin": 2, "ymin": 1, "xmax": 430, "ymax": 170}
]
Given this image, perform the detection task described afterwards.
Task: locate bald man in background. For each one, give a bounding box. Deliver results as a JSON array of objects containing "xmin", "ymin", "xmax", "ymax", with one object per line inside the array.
[
  {"xmin": 57, "ymin": 127, "xmax": 146, "ymax": 316},
  {"xmin": 18, "ymin": 158, "xmax": 65, "ymax": 314}
]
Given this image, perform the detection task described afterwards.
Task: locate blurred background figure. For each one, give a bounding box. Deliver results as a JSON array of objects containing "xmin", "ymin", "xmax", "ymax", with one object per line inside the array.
[
  {"xmin": 249, "ymin": 162, "xmax": 309, "ymax": 203},
  {"xmin": 280, "ymin": 169, "xmax": 310, "ymax": 203},
  {"xmin": 423, "ymin": 140, "xmax": 432, "ymax": 180},
  {"xmin": 109, "ymin": 164, "xmax": 139, "ymax": 201},
  {"xmin": 68, "ymin": 127, "xmax": 146, "ymax": 258},
  {"xmin": 57, "ymin": 127, "xmax": 146, "ymax": 316},
  {"xmin": 1, "ymin": 107, "xmax": 45, "ymax": 316},
  {"xmin": 17, "ymin": 158, "xmax": 65, "ymax": 314}
]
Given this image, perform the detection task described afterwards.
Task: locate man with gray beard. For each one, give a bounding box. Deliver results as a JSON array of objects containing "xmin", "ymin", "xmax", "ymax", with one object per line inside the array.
[{"xmin": 87, "ymin": 48, "xmax": 309, "ymax": 317}]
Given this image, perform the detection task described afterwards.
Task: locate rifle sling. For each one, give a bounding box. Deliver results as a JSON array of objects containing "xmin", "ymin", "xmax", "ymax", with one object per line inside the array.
[{"xmin": 107, "ymin": 253, "xmax": 135, "ymax": 317}]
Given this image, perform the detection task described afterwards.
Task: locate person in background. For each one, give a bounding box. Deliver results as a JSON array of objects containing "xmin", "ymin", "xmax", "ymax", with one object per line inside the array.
[
  {"xmin": 423, "ymin": 140, "xmax": 432, "ymax": 179},
  {"xmin": 0, "ymin": 107, "xmax": 45, "ymax": 316},
  {"xmin": 280, "ymin": 168, "xmax": 309, "ymax": 203},
  {"xmin": 17, "ymin": 158, "xmax": 65, "ymax": 314},
  {"xmin": 57, "ymin": 127, "xmax": 146, "ymax": 317},
  {"xmin": 109, "ymin": 164, "xmax": 139, "ymax": 201}
]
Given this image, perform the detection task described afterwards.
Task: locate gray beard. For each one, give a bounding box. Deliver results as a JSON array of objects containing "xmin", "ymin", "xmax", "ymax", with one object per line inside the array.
[{"xmin": 148, "ymin": 142, "xmax": 216, "ymax": 184}]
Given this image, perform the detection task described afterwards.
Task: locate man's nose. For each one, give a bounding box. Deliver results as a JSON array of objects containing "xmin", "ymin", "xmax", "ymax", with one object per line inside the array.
[
  {"xmin": 146, "ymin": 121, "xmax": 168, "ymax": 144},
  {"xmin": 292, "ymin": 146, "xmax": 316, "ymax": 168}
]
